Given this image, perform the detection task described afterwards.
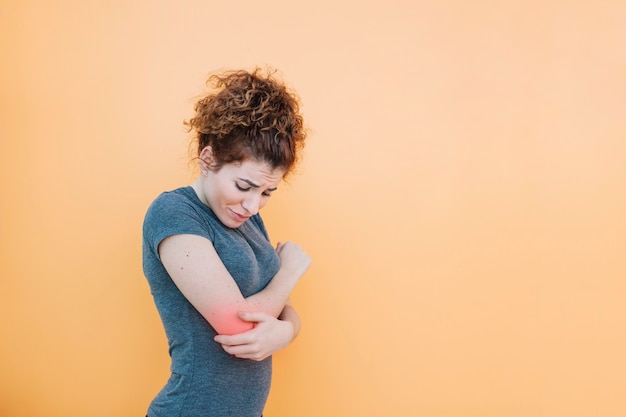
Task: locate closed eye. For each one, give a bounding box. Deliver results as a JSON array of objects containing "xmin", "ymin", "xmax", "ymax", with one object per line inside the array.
[
  {"xmin": 236, "ymin": 180, "xmax": 277, "ymax": 197},
  {"xmin": 236, "ymin": 183, "xmax": 273, "ymax": 197}
]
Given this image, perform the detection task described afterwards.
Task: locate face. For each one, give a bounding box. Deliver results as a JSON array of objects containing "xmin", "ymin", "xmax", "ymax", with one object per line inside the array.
[{"xmin": 196, "ymin": 148, "xmax": 285, "ymax": 228}]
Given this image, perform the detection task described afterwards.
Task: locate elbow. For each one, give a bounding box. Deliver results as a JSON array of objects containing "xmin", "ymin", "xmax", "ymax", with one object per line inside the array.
[{"xmin": 208, "ymin": 308, "xmax": 255, "ymax": 336}]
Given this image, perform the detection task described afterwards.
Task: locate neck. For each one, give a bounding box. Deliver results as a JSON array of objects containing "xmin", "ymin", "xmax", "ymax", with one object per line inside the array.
[{"xmin": 191, "ymin": 176, "xmax": 209, "ymax": 207}]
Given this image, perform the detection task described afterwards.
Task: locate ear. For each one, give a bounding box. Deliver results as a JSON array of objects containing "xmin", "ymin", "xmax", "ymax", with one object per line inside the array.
[{"xmin": 199, "ymin": 146, "xmax": 214, "ymax": 173}]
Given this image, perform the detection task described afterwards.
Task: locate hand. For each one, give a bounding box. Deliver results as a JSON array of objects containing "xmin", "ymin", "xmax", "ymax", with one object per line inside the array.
[
  {"xmin": 213, "ymin": 311, "xmax": 295, "ymax": 361},
  {"xmin": 275, "ymin": 241, "xmax": 311, "ymax": 278}
]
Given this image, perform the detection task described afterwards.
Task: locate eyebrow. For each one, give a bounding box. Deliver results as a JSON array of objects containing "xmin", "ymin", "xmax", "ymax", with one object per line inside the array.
[{"xmin": 238, "ymin": 178, "xmax": 278, "ymax": 192}]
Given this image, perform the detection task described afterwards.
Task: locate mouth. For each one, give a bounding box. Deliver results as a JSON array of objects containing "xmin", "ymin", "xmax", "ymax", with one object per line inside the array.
[{"xmin": 229, "ymin": 209, "xmax": 250, "ymax": 222}]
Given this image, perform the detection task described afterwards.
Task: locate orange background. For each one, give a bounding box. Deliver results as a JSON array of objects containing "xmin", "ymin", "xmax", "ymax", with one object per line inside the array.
[{"xmin": 1, "ymin": 1, "xmax": 625, "ymax": 416}]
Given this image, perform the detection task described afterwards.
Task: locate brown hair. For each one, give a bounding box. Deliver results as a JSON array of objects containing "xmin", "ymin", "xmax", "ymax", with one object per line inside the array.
[{"xmin": 185, "ymin": 68, "xmax": 306, "ymax": 177}]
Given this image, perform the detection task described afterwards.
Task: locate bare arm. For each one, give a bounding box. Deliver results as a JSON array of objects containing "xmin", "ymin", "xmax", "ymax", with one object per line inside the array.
[
  {"xmin": 278, "ymin": 300, "xmax": 301, "ymax": 340},
  {"xmin": 158, "ymin": 234, "xmax": 310, "ymax": 335},
  {"xmin": 213, "ymin": 300, "xmax": 301, "ymax": 361}
]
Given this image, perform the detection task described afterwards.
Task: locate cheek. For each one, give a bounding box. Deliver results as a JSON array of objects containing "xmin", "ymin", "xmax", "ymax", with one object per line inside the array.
[
  {"xmin": 258, "ymin": 197, "xmax": 271, "ymax": 210},
  {"xmin": 215, "ymin": 184, "xmax": 241, "ymax": 205},
  {"xmin": 227, "ymin": 191, "xmax": 246, "ymax": 206}
]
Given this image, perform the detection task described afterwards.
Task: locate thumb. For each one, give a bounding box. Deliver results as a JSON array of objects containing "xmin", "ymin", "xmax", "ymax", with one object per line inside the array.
[{"xmin": 238, "ymin": 310, "xmax": 269, "ymax": 323}]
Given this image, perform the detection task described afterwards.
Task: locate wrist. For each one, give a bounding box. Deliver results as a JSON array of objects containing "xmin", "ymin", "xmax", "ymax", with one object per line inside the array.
[{"xmin": 280, "ymin": 304, "xmax": 301, "ymax": 341}]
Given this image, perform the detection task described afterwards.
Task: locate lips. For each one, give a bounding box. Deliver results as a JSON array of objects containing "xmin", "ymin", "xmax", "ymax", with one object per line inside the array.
[{"xmin": 229, "ymin": 209, "xmax": 250, "ymax": 222}]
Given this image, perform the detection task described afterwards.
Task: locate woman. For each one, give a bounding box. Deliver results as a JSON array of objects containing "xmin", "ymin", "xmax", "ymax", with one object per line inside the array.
[{"xmin": 142, "ymin": 68, "xmax": 311, "ymax": 417}]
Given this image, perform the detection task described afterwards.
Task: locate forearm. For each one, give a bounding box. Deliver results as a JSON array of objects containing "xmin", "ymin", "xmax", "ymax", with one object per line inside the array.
[
  {"xmin": 242, "ymin": 241, "xmax": 311, "ymax": 318},
  {"xmin": 160, "ymin": 234, "xmax": 309, "ymax": 335},
  {"xmin": 278, "ymin": 301, "xmax": 301, "ymax": 341},
  {"xmin": 243, "ymin": 267, "xmax": 303, "ymax": 318},
  {"xmin": 214, "ymin": 303, "xmax": 302, "ymax": 360}
]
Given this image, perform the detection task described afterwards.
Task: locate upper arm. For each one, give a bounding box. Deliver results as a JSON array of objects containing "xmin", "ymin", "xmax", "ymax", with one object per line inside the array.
[{"xmin": 158, "ymin": 233, "xmax": 254, "ymax": 335}]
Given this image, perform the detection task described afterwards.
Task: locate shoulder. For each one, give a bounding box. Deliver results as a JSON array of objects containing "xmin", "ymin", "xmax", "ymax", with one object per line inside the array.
[
  {"xmin": 148, "ymin": 186, "xmax": 193, "ymax": 208},
  {"xmin": 145, "ymin": 187, "xmax": 201, "ymax": 222},
  {"xmin": 143, "ymin": 187, "xmax": 217, "ymax": 247}
]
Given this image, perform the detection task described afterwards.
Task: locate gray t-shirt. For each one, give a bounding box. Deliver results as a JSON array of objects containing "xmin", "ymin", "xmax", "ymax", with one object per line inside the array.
[{"xmin": 142, "ymin": 186, "xmax": 280, "ymax": 417}]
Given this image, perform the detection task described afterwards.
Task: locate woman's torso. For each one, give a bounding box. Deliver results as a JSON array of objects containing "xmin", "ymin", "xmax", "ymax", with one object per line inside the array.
[{"xmin": 142, "ymin": 186, "xmax": 280, "ymax": 417}]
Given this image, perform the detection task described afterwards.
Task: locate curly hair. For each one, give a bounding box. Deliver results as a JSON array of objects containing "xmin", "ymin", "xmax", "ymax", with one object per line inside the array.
[{"xmin": 185, "ymin": 68, "xmax": 306, "ymax": 177}]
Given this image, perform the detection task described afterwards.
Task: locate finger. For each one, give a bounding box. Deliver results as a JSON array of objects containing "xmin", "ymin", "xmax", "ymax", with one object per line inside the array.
[
  {"xmin": 238, "ymin": 352, "xmax": 269, "ymax": 361},
  {"xmin": 214, "ymin": 331, "xmax": 254, "ymax": 346},
  {"xmin": 221, "ymin": 342, "xmax": 257, "ymax": 355},
  {"xmin": 238, "ymin": 310, "xmax": 271, "ymax": 323},
  {"xmin": 223, "ymin": 344, "xmax": 268, "ymax": 361}
]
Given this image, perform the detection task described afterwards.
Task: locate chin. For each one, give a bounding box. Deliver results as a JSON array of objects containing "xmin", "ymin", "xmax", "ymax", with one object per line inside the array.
[{"xmin": 220, "ymin": 216, "xmax": 244, "ymax": 229}]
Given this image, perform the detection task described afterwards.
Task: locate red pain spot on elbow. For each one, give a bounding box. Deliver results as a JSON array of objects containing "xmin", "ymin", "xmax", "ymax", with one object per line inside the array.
[{"xmin": 210, "ymin": 308, "xmax": 254, "ymax": 336}]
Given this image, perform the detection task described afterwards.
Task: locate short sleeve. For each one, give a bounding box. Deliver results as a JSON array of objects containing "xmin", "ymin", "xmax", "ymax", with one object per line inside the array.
[{"xmin": 143, "ymin": 191, "xmax": 215, "ymax": 259}]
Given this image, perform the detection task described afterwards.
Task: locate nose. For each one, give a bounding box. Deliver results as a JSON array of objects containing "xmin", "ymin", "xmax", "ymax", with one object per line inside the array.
[{"xmin": 241, "ymin": 193, "xmax": 261, "ymax": 216}]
